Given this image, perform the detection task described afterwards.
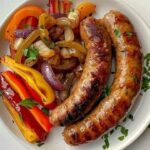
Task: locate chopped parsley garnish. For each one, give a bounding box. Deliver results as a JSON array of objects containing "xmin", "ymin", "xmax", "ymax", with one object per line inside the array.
[
  {"xmin": 114, "ymin": 29, "xmax": 121, "ymax": 37},
  {"xmin": 116, "ymin": 125, "xmax": 128, "ymax": 141},
  {"xmin": 41, "ymin": 108, "xmax": 49, "ymax": 116},
  {"xmin": 128, "ymin": 114, "xmax": 134, "ymax": 121},
  {"xmin": 24, "ymin": 46, "xmax": 38, "ymax": 60},
  {"xmin": 19, "ymin": 98, "xmax": 38, "ymax": 109},
  {"xmin": 0, "ymin": 90, "xmax": 3, "ymax": 96},
  {"xmin": 118, "ymin": 136, "xmax": 125, "ymax": 141},
  {"xmin": 142, "ymin": 53, "xmax": 150, "ymax": 92},
  {"xmin": 101, "ymin": 86, "xmax": 110, "ymax": 99},
  {"xmin": 102, "ymin": 134, "xmax": 109, "ymax": 150}
]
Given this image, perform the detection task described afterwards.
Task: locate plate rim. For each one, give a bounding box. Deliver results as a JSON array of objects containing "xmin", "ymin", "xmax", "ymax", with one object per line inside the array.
[{"xmin": 0, "ymin": 0, "xmax": 150, "ymax": 150}]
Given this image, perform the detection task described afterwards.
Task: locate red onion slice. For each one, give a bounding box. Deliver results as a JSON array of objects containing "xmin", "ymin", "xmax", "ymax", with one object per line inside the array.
[{"xmin": 41, "ymin": 62, "xmax": 64, "ymax": 91}]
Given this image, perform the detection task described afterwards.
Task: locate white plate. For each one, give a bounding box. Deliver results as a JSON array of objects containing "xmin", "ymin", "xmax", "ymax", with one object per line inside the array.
[{"xmin": 0, "ymin": 0, "xmax": 150, "ymax": 150}]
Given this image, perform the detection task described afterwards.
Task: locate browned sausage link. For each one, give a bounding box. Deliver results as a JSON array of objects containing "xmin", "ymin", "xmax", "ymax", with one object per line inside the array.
[
  {"xmin": 49, "ymin": 17, "xmax": 112, "ymax": 126},
  {"xmin": 63, "ymin": 10, "xmax": 142, "ymax": 145}
]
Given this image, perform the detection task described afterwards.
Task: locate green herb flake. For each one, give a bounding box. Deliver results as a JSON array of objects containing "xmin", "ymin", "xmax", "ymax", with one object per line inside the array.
[
  {"xmin": 0, "ymin": 90, "xmax": 3, "ymax": 96},
  {"xmin": 142, "ymin": 53, "xmax": 150, "ymax": 92},
  {"xmin": 36, "ymin": 141, "xmax": 45, "ymax": 147},
  {"xmin": 126, "ymin": 32, "xmax": 133, "ymax": 37},
  {"xmin": 128, "ymin": 114, "xmax": 134, "ymax": 121},
  {"xmin": 41, "ymin": 108, "xmax": 49, "ymax": 116},
  {"xmin": 144, "ymin": 53, "xmax": 150, "ymax": 60},
  {"xmin": 114, "ymin": 29, "xmax": 121, "ymax": 37},
  {"xmin": 49, "ymin": 42, "xmax": 55, "ymax": 49},
  {"xmin": 120, "ymin": 126, "xmax": 128, "ymax": 137},
  {"xmin": 142, "ymin": 76, "xmax": 150, "ymax": 92},
  {"xmin": 24, "ymin": 46, "xmax": 39, "ymax": 60},
  {"xmin": 69, "ymin": 8, "xmax": 75, "ymax": 12},
  {"xmin": 101, "ymin": 87, "xmax": 110, "ymax": 99},
  {"xmin": 19, "ymin": 98, "xmax": 38, "ymax": 109},
  {"xmin": 110, "ymin": 129, "xmax": 114, "ymax": 135},
  {"xmin": 118, "ymin": 136, "xmax": 125, "ymax": 141},
  {"xmin": 102, "ymin": 134, "xmax": 109, "ymax": 150}
]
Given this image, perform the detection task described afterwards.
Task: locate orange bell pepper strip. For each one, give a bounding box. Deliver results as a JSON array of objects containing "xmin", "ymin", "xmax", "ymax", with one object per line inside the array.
[
  {"xmin": 5, "ymin": 5, "xmax": 45, "ymax": 42},
  {"xmin": 1, "ymin": 56, "xmax": 55, "ymax": 106},
  {"xmin": 76, "ymin": 2, "xmax": 96, "ymax": 21},
  {"xmin": 2, "ymin": 71, "xmax": 52, "ymax": 132}
]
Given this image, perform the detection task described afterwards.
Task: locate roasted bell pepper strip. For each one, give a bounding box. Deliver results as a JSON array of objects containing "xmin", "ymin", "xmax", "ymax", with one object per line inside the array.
[
  {"xmin": 49, "ymin": 0, "xmax": 55, "ymax": 14},
  {"xmin": 24, "ymin": 81, "xmax": 57, "ymax": 109},
  {"xmin": 0, "ymin": 75, "xmax": 48, "ymax": 142},
  {"xmin": 38, "ymin": 13, "xmax": 56, "ymax": 29},
  {"xmin": 2, "ymin": 71, "xmax": 52, "ymax": 132},
  {"xmin": 3, "ymin": 96, "xmax": 39, "ymax": 143},
  {"xmin": 5, "ymin": 5, "xmax": 45, "ymax": 42},
  {"xmin": 55, "ymin": 41, "xmax": 86, "ymax": 54},
  {"xmin": 25, "ymin": 16, "xmax": 38, "ymax": 28},
  {"xmin": 76, "ymin": 2, "xmax": 96, "ymax": 21},
  {"xmin": 64, "ymin": 0, "xmax": 72, "ymax": 13},
  {"xmin": 38, "ymin": 13, "xmax": 56, "ymax": 44},
  {"xmin": 1, "ymin": 56, "xmax": 55, "ymax": 106},
  {"xmin": 15, "ymin": 29, "xmax": 41, "ymax": 63}
]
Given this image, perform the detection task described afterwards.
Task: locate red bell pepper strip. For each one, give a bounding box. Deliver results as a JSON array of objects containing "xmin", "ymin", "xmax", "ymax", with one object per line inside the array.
[
  {"xmin": 25, "ymin": 16, "xmax": 38, "ymax": 28},
  {"xmin": 24, "ymin": 81, "xmax": 57, "ymax": 109},
  {"xmin": 0, "ymin": 75, "xmax": 47, "ymax": 142},
  {"xmin": 2, "ymin": 71, "xmax": 52, "ymax": 133}
]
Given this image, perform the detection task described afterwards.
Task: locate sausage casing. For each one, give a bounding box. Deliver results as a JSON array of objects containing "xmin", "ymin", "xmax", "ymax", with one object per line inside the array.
[
  {"xmin": 50, "ymin": 17, "xmax": 112, "ymax": 126},
  {"xmin": 63, "ymin": 10, "xmax": 142, "ymax": 145}
]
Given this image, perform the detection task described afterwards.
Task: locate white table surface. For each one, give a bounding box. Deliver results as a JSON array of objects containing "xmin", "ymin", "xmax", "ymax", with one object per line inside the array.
[{"xmin": 0, "ymin": 0, "xmax": 150, "ymax": 150}]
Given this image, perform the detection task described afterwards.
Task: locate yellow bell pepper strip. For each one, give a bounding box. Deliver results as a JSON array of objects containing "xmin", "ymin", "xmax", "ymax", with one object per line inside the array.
[
  {"xmin": 76, "ymin": 2, "xmax": 96, "ymax": 21},
  {"xmin": 2, "ymin": 71, "xmax": 52, "ymax": 133},
  {"xmin": 3, "ymin": 96, "xmax": 39, "ymax": 143},
  {"xmin": 15, "ymin": 29, "xmax": 41, "ymax": 63},
  {"xmin": 38, "ymin": 13, "xmax": 56, "ymax": 44},
  {"xmin": 38, "ymin": 13, "xmax": 56, "ymax": 29},
  {"xmin": 1, "ymin": 56, "xmax": 55, "ymax": 107},
  {"xmin": 39, "ymin": 29, "xmax": 50, "ymax": 45},
  {"xmin": 5, "ymin": 5, "xmax": 45, "ymax": 42},
  {"xmin": 55, "ymin": 41, "xmax": 87, "ymax": 54}
]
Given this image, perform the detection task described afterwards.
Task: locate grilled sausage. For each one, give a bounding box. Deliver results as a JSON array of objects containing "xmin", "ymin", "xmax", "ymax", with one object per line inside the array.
[
  {"xmin": 49, "ymin": 17, "xmax": 112, "ymax": 126},
  {"xmin": 63, "ymin": 10, "xmax": 142, "ymax": 145}
]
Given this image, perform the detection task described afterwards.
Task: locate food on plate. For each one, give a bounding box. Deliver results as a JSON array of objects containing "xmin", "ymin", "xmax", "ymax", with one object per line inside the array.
[
  {"xmin": 50, "ymin": 16, "xmax": 112, "ymax": 126},
  {"xmin": 0, "ymin": 72, "xmax": 51, "ymax": 142},
  {"xmin": 63, "ymin": 10, "xmax": 142, "ymax": 145},
  {"xmin": 0, "ymin": 0, "xmax": 143, "ymax": 146}
]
